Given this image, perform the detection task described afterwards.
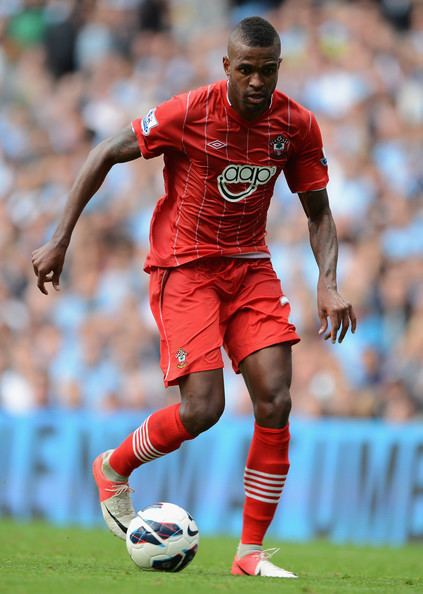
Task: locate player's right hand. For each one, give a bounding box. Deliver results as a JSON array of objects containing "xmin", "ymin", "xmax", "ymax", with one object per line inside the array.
[{"xmin": 31, "ymin": 240, "xmax": 67, "ymax": 295}]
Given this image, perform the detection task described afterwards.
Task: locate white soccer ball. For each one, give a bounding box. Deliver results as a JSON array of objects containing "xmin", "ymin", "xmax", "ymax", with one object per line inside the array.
[{"xmin": 126, "ymin": 502, "xmax": 199, "ymax": 572}]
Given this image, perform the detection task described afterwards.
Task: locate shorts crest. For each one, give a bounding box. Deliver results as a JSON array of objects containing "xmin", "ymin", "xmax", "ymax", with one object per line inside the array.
[{"xmin": 175, "ymin": 348, "xmax": 188, "ymax": 368}]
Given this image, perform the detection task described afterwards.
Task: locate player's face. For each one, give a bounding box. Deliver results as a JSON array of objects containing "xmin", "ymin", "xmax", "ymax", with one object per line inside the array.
[{"xmin": 223, "ymin": 41, "xmax": 281, "ymax": 120}]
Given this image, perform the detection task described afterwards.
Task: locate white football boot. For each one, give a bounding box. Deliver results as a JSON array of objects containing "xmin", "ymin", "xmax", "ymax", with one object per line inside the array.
[
  {"xmin": 92, "ymin": 449, "xmax": 136, "ymax": 540},
  {"xmin": 231, "ymin": 547, "xmax": 298, "ymax": 578}
]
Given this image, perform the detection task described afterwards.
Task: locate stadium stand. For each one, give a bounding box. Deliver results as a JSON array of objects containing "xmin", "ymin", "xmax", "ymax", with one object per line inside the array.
[{"xmin": 0, "ymin": 0, "xmax": 421, "ymax": 419}]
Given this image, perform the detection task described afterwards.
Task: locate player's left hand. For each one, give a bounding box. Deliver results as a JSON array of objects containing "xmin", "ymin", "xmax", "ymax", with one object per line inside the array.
[{"xmin": 317, "ymin": 285, "xmax": 357, "ymax": 343}]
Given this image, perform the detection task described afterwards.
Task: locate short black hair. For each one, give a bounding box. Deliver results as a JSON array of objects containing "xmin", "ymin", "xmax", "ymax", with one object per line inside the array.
[{"xmin": 231, "ymin": 16, "xmax": 280, "ymax": 49}]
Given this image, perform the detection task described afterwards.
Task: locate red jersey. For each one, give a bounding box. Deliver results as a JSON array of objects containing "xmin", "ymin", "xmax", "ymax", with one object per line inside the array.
[{"xmin": 132, "ymin": 80, "xmax": 328, "ymax": 272}]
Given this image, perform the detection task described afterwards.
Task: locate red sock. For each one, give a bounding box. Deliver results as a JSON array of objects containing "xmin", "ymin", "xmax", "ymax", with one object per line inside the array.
[
  {"xmin": 109, "ymin": 404, "xmax": 193, "ymax": 477},
  {"xmin": 241, "ymin": 422, "xmax": 290, "ymax": 545}
]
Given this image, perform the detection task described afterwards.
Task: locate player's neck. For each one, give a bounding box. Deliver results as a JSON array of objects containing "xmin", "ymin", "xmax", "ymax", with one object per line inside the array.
[{"xmin": 226, "ymin": 82, "xmax": 272, "ymax": 121}]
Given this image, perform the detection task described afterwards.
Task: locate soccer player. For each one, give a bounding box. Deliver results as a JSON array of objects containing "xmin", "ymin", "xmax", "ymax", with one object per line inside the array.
[{"xmin": 32, "ymin": 17, "xmax": 356, "ymax": 578}]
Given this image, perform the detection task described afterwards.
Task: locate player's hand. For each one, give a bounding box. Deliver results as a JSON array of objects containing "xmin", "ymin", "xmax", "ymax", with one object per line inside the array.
[
  {"xmin": 31, "ymin": 240, "xmax": 67, "ymax": 295},
  {"xmin": 317, "ymin": 284, "xmax": 357, "ymax": 344}
]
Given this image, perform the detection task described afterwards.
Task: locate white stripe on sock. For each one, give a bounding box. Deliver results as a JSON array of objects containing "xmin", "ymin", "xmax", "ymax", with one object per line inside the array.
[
  {"xmin": 137, "ymin": 427, "xmax": 158, "ymax": 461},
  {"xmin": 132, "ymin": 430, "xmax": 144, "ymax": 462},
  {"xmin": 140, "ymin": 422, "xmax": 158, "ymax": 458},
  {"xmin": 243, "ymin": 467, "xmax": 287, "ymax": 503},
  {"xmin": 245, "ymin": 489, "xmax": 281, "ymax": 504},
  {"xmin": 144, "ymin": 417, "xmax": 164, "ymax": 456},
  {"xmin": 244, "ymin": 472, "xmax": 286, "ymax": 486},
  {"xmin": 244, "ymin": 478, "xmax": 284, "ymax": 492},
  {"xmin": 244, "ymin": 484, "xmax": 283, "ymax": 499},
  {"xmin": 132, "ymin": 417, "xmax": 166, "ymax": 463},
  {"xmin": 245, "ymin": 467, "xmax": 287, "ymax": 480}
]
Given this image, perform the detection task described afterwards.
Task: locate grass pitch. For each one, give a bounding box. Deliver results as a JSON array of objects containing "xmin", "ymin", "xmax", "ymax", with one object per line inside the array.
[{"xmin": 0, "ymin": 520, "xmax": 422, "ymax": 594}]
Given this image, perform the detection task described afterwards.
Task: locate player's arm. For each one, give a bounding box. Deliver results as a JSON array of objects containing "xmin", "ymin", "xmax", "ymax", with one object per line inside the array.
[
  {"xmin": 32, "ymin": 126, "xmax": 141, "ymax": 294},
  {"xmin": 298, "ymin": 188, "xmax": 357, "ymax": 343}
]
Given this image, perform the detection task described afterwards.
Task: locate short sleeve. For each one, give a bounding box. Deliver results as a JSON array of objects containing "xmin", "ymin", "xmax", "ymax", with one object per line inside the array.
[
  {"xmin": 131, "ymin": 95, "xmax": 186, "ymax": 159},
  {"xmin": 284, "ymin": 111, "xmax": 329, "ymax": 194}
]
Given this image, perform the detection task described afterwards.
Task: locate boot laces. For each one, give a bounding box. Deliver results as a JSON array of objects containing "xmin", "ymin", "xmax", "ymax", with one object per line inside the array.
[
  {"xmin": 104, "ymin": 483, "xmax": 135, "ymax": 518},
  {"xmin": 258, "ymin": 547, "xmax": 280, "ymax": 561},
  {"xmin": 105, "ymin": 483, "xmax": 134, "ymax": 496}
]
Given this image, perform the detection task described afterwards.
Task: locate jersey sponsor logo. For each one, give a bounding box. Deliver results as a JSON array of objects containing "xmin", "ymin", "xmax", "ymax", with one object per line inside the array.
[
  {"xmin": 208, "ymin": 139, "xmax": 226, "ymax": 150},
  {"xmin": 142, "ymin": 108, "xmax": 158, "ymax": 136},
  {"xmin": 217, "ymin": 164, "xmax": 277, "ymax": 202},
  {"xmin": 270, "ymin": 134, "xmax": 289, "ymax": 158},
  {"xmin": 320, "ymin": 148, "xmax": 328, "ymax": 166}
]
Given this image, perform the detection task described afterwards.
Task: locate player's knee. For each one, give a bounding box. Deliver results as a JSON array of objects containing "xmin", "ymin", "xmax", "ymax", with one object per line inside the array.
[
  {"xmin": 253, "ymin": 386, "xmax": 292, "ymax": 427},
  {"xmin": 180, "ymin": 396, "xmax": 224, "ymax": 436}
]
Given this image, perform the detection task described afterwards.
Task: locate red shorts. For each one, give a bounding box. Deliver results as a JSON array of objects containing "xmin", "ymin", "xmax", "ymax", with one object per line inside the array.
[{"xmin": 149, "ymin": 257, "xmax": 300, "ymax": 387}]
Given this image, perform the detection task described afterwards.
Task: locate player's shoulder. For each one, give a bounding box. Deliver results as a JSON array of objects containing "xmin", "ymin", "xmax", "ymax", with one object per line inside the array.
[
  {"xmin": 153, "ymin": 81, "xmax": 223, "ymax": 126},
  {"xmin": 273, "ymin": 88, "xmax": 315, "ymax": 132},
  {"xmin": 182, "ymin": 80, "xmax": 224, "ymax": 110},
  {"xmin": 167, "ymin": 80, "xmax": 224, "ymax": 122},
  {"xmin": 187, "ymin": 80, "xmax": 223, "ymax": 98}
]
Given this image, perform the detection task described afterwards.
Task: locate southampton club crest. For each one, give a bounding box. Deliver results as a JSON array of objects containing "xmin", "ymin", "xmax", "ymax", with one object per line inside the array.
[
  {"xmin": 176, "ymin": 348, "xmax": 188, "ymax": 369},
  {"xmin": 270, "ymin": 135, "xmax": 289, "ymax": 158}
]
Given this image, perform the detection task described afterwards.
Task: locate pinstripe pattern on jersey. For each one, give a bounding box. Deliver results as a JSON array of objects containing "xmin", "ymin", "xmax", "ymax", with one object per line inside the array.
[{"xmin": 194, "ymin": 85, "xmax": 211, "ymax": 257}]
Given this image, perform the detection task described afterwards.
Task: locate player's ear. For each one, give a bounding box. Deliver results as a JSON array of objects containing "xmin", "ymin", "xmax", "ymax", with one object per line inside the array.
[{"xmin": 223, "ymin": 56, "xmax": 230, "ymax": 77}]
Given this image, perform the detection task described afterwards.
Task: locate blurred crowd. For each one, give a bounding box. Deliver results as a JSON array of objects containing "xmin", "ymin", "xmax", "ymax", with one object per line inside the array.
[{"xmin": 0, "ymin": 0, "xmax": 422, "ymax": 420}]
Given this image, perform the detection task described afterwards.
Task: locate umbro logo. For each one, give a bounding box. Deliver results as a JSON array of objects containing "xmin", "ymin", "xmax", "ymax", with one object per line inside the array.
[{"xmin": 208, "ymin": 139, "xmax": 226, "ymax": 150}]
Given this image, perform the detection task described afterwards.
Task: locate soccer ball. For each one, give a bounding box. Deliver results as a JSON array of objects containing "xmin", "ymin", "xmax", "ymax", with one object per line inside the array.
[{"xmin": 126, "ymin": 502, "xmax": 199, "ymax": 572}]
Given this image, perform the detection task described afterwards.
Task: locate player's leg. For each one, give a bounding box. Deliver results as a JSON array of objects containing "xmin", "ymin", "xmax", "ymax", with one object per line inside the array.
[
  {"xmin": 239, "ymin": 344, "xmax": 292, "ymax": 542},
  {"xmin": 222, "ymin": 259, "xmax": 298, "ymax": 577},
  {"xmin": 93, "ymin": 369, "xmax": 224, "ymax": 539},
  {"xmin": 231, "ymin": 344, "xmax": 297, "ymax": 578},
  {"xmin": 106, "ymin": 369, "xmax": 224, "ymax": 477},
  {"xmin": 93, "ymin": 262, "xmax": 226, "ymax": 539},
  {"xmin": 178, "ymin": 368, "xmax": 225, "ymax": 435}
]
